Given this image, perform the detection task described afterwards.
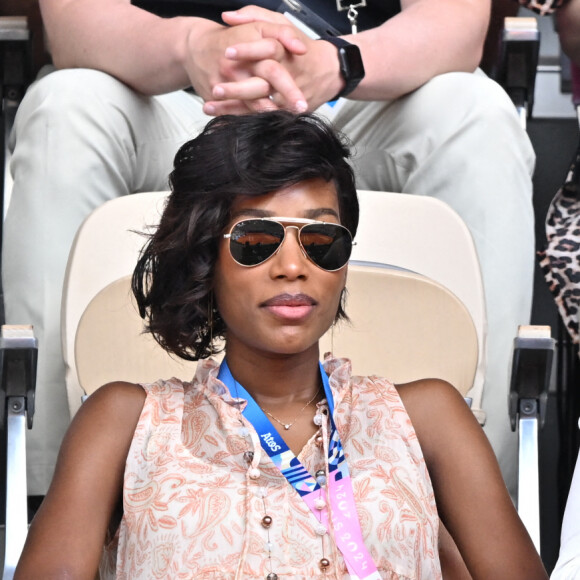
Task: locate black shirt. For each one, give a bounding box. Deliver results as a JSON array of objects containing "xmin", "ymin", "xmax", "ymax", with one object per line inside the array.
[{"xmin": 132, "ymin": 0, "xmax": 401, "ymax": 34}]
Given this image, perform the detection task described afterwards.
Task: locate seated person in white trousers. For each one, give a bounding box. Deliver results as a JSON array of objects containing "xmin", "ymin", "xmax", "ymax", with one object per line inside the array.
[
  {"xmin": 551, "ymin": 433, "xmax": 580, "ymax": 579},
  {"xmin": 2, "ymin": 0, "xmax": 536, "ymax": 497}
]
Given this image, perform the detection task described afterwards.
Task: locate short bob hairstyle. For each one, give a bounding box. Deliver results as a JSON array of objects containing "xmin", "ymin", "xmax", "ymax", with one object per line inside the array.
[{"xmin": 132, "ymin": 110, "xmax": 359, "ymax": 361}]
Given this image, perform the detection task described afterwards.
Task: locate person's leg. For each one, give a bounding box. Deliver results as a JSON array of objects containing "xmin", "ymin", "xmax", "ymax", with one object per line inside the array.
[
  {"xmin": 333, "ymin": 71, "xmax": 536, "ymax": 497},
  {"xmin": 2, "ymin": 68, "xmax": 210, "ymax": 494},
  {"xmin": 551, "ymin": 445, "xmax": 580, "ymax": 578}
]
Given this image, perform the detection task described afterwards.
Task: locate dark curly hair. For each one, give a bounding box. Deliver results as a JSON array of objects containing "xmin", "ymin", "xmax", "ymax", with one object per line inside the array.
[{"xmin": 132, "ymin": 110, "xmax": 359, "ymax": 361}]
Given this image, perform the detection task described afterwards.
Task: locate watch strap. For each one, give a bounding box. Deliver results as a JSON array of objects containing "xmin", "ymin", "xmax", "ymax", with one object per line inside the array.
[{"xmin": 321, "ymin": 36, "xmax": 365, "ymax": 100}]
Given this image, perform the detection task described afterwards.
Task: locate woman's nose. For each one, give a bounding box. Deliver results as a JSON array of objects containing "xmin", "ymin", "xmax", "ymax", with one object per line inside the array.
[{"xmin": 269, "ymin": 226, "xmax": 308, "ymax": 279}]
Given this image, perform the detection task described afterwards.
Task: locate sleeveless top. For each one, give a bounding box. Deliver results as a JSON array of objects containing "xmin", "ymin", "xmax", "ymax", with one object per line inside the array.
[
  {"xmin": 131, "ymin": 0, "xmax": 401, "ymax": 33},
  {"xmin": 113, "ymin": 356, "xmax": 441, "ymax": 579}
]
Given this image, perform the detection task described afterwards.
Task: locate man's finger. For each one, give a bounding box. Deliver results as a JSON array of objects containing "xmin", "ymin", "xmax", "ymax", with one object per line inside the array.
[
  {"xmin": 203, "ymin": 97, "xmax": 277, "ymax": 116},
  {"xmin": 254, "ymin": 59, "xmax": 308, "ymax": 112},
  {"xmin": 223, "ymin": 11, "xmax": 307, "ymax": 55},
  {"xmin": 224, "ymin": 38, "xmax": 287, "ymax": 62},
  {"xmin": 203, "ymin": 99, "xmax": 253, "ymax": 116},
  {"xmin": 212, "ymin": 76, "xmax": 271, "ymax": 101},
  {"xmin": 222, "ymin": 6, "xmax": 289, "ymax": 26}
]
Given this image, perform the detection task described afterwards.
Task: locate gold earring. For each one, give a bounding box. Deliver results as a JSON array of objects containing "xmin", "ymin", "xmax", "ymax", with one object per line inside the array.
[
  {"xmin": 331, "ymin": 323, "xmax": 335, "ymax": 356},
  {"xmin": 208, "ymin": 292, "xmax": 214, "ymax": 351}
]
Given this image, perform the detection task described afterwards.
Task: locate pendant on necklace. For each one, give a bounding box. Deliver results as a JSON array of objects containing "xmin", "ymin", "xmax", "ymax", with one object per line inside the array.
[
  {"xmin": 336, "ymin": 0, "xmax": 366, "ymax": 34},
  {"xmin": 284, "ymin": 424, "xmax": 290, "ymax": 430},
  {"xmin": 347, "ymin": 6, "xmax": 359, "ymax": 34}
]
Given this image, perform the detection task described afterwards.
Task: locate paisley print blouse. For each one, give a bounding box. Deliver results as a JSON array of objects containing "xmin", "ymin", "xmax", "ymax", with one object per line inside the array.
[{"xmin": 113, "ymin": 356, "xmax": 441, "ymax": 579}]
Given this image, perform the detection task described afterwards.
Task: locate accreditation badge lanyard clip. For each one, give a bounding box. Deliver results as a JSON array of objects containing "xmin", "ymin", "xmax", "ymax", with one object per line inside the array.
[{"xmin": 218, "ymin": 361, "xmax": 380, "ymax": 579}]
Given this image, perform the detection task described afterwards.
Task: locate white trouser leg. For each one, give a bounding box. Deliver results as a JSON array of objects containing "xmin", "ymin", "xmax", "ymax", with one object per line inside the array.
[
  {"xmin": 551, "ymin": 447, "xmax": 580, "ymax": 578},
  {"xmin": 2, "ymin": 68, "xmax": 210, "ymax": 494},
  {"xmin": 333, "ymin": 71, "xmax": 536, "ymax": 496}
]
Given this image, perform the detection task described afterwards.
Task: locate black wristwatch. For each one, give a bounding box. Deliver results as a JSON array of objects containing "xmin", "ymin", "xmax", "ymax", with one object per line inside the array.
[{"xmin": 321, "ymin": 36, "xmax": 365, "ymax": 100}]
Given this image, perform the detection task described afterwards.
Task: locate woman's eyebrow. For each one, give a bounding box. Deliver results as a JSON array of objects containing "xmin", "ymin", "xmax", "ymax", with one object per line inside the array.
[
  {"xmin": 229, "ymin": 207, "xmax": 340, "ymax": 220},
  {"xmin": 304, "ymin": 208, "xmax": 340, "ymax": 220},
  {"xmin": 230, "ymin": 208, "xmax": 273, "ymax": 220}
]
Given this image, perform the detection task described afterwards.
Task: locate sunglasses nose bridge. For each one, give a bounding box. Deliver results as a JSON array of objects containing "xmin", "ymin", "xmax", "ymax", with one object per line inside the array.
[
  {"xmin": 257, "ymin": 222, "xmax": 310, "ymax": 270},
  {"xmin": 278, "ymin": 224, "xmax": 307, "ymax": 256}
]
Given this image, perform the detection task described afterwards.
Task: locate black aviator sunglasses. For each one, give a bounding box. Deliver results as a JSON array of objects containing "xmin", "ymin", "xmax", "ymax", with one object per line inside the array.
[{"xmin": 223, "ymin": 217, "xmax": 355, "ymax": 272}]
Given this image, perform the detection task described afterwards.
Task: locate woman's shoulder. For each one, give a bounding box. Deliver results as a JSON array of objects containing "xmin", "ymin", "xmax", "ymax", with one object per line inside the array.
[
  {"xmin": 84, "ymin": 380, "xmax": 147, "ymax": 410},
  {"xmin": 395, "ymin": 378, "xmax": 473, "ymax": 425},
  {"xmin": 72, "ymin": 381, "xmax": 148, "ymax": 437},
  {"xmin": 83, "ymin": 376, "xmax": 195, "ymax": 423},
  {"xmin": 395, "ymin": 377, "xmax": 465, "ymax": 409},
  {"xmin": 350, "ymin": 373, "xmax": 460, "ymax": 405},
  {"xmin": 394, "ymin": 378, "xmax": 486, "ymax": 463}
]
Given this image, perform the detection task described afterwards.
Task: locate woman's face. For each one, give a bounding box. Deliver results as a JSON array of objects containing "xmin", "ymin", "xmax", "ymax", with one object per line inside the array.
[{"xmin": 213, "ymin": 178, "xmax": 348, "ymax": 360}]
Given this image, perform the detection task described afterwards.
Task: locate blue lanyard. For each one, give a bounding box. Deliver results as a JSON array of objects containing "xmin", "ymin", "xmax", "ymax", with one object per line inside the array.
[
  {"xmin": 217, "ymin": 360, "xmax": 380, "ymax": 579},
  {"xmin": 217, "ymin": 360, "xmax": 341, "ymax": 495}
]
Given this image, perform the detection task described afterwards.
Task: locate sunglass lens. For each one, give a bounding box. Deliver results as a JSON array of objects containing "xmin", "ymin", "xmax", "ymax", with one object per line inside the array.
[
  {"xmin": 229, "ymin": 219, "xmax": 284, "ymax": 266},
  {"xmin": 300, "ymin": 224, "xmax": 352, "ymax": 271}
]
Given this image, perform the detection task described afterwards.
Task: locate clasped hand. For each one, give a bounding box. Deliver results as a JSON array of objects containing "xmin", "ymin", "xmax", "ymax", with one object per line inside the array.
[{"xmin": 189, "ymin": 6, "xmax": 340, "ymax": 115}]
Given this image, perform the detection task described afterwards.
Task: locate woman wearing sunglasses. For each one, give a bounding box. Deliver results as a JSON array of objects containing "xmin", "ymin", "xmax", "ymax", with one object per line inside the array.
[{"xmin": 15, "ymin": 111, "xmax": 546, "ymax": 579}]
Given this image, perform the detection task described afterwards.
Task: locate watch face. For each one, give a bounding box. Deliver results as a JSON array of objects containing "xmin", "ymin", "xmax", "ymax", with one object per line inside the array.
[{"xmin": 339, "ymin": 45, "xmax": 365, "ymax": 84}]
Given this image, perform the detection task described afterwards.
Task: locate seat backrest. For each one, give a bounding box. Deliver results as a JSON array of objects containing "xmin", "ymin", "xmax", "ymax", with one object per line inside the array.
[
  {"xmin": 75, "ymin": 265, "xmax": 478, "ymax": 397},
  {"xmin": 321, "ymin": 263, "xmax": 477, "ymax": 395},
  {"xmin": 62, "ymin": 191, "xmax": 169, "ymax": 415},
  {"xmin": 63, "ymin": 190, "xmax": 485, "ymax": 415},
  {"xmin": 75, "ymin": 275, "xmax": 199, "ymax": 396},
  {"xmin": 350, "ymin": 191, "xmax": 486, "ymax": 421}
]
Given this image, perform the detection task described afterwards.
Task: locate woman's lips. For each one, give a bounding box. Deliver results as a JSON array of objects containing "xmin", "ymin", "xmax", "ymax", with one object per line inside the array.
[{"xmin": 261, "ymin": 293, "xmax": 317, "ymax": 320}]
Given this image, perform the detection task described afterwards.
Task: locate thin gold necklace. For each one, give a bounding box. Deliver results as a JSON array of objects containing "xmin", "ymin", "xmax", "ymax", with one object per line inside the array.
[{"xmin": 259, "ymin": 385, "xmax": 322, "ymax": 430}]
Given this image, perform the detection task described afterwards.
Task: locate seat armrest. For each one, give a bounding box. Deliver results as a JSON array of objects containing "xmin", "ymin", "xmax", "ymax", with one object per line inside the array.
[
  {"xmin": 0, "ymin": 325, "xmax": 37, "ymax": 580},
  {"xmin": 496, "ymin": 17, "xmax": 541, "ymax": 127},
  {"xmin": 0, "ymin": 16, "xmax": 32, "ymax": 103},
  {"xmin": 508, "ymin": 324, "xmax": 554, "ymax": 432}
]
